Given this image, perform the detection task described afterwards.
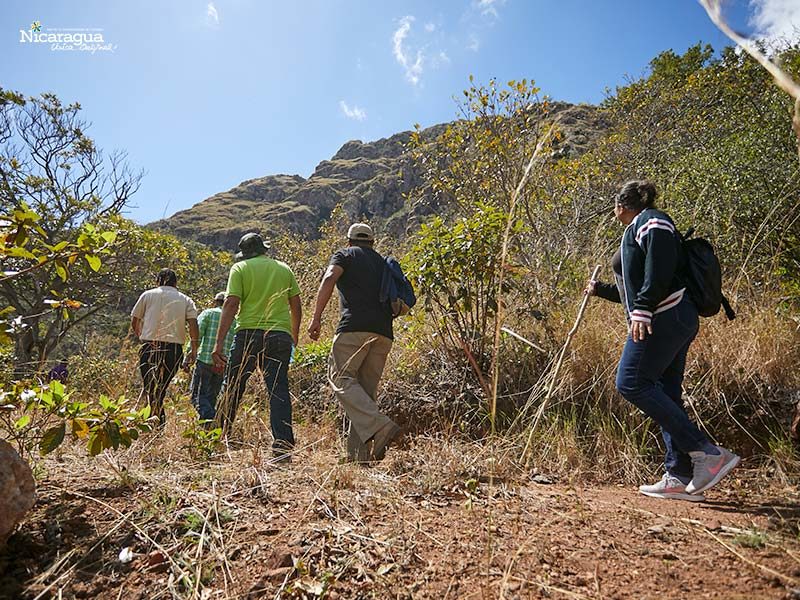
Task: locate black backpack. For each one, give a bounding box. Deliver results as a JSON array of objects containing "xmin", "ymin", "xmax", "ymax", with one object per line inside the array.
[{"xmin": 681, "ymin": 227, "xmax": 735, "ymax": 320}]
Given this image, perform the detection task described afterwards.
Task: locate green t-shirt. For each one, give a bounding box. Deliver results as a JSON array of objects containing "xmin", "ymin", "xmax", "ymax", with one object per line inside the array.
[{"xmin": 226, "ymin": 256, "xmax": 300, "ymax": 333}]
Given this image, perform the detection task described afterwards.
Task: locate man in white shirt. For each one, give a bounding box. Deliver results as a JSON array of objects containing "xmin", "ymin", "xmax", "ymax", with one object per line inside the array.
[{"xmin": 131, "ymin": 269, "xmax": 199, "ymax": 425}]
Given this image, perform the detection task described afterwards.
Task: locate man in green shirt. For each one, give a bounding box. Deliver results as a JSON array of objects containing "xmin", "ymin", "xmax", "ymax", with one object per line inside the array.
[
  {"xmin": 186, "ymin": 292, "xmax": 236, "ymax": 421},
  {"xmin": 212, "ymin": 233, "xmax": 302, "ymax": 460}
]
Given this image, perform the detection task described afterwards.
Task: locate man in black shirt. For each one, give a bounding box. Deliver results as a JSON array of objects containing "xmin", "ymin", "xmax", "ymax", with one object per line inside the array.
[{"xmin": 308, "ymin": 223, "xmax": 401, "ymax": 463}]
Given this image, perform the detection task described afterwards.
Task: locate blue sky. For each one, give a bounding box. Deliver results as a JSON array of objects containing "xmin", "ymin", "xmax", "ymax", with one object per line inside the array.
[{"xmin": 1, "ymin": 1, "xmax": 794, "ymax": 224}]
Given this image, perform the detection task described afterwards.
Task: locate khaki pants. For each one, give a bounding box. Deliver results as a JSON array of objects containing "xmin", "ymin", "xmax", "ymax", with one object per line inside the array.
[{"xmin": 328, "ymin": 331, "xmax": 393, "ymax": 443}]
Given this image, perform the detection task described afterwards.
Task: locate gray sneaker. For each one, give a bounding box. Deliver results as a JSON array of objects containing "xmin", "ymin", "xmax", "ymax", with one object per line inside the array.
[
  {"xmin": 639, "ymin": 473, "xmax": 705, "ymax": 502},
  {"xmin": 686, "ymin": 447, "xmax": 740, "ymax": 495}
]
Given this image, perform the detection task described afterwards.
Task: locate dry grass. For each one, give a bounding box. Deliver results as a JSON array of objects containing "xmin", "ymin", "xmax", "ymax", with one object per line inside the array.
[
  {"xmin": 20, "ymin": 411, "xmax": 519, "ymax": 599},
  {"xmin": 6, "ymin": 284, "xmax": 798, "ymax": 598},
  {"xmin": 62, "ymin": 289, "xmax": 800, "ymax": 492},
  {"xmin": 12, "ymin": 400, "xmax": 800, "ymax": 600}
]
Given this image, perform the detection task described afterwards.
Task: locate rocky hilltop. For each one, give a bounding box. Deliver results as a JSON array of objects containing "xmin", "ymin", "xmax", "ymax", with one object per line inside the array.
[{"xmin": 151, "ymin": 102, "xmax": 604, "ymax": 249}]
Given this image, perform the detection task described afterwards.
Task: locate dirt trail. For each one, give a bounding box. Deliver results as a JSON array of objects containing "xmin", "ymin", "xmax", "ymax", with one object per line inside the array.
[{"xmin": 1, "ymin": 434, "xmax": 798, "ymax": 599}]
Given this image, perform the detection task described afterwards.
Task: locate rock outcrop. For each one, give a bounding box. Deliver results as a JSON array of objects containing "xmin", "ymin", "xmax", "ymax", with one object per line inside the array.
[
  {"xmin": 0, "ymin": 439, "xmax": 36, "ymax": 546},
  {"xmin": 152, "ymin": 102, "xmax": 605, "ymax": 249}
]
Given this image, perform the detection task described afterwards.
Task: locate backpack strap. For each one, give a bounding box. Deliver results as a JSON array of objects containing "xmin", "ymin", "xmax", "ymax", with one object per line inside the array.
[{"xmin": 721, "ymin": 295, "xmax": 736, "ymax": 321}]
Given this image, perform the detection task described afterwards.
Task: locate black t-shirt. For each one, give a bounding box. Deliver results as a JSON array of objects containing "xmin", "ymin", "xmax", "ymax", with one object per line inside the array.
[
  {"xmin": 611, "ymin": 248, "xmax": 622, "ymax": 277},
  {"xmin": 595, "ymin": 249, "xmax": 624, "ymax": 304},
  {"xmin": 330, "ymin": 246, "xmax": 393, "ymax": 340}
]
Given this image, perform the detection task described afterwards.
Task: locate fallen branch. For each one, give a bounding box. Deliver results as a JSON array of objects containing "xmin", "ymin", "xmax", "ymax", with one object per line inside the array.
[{"xmin": 500, "ymin": 326, "xmax": 546, "ymax": 353}]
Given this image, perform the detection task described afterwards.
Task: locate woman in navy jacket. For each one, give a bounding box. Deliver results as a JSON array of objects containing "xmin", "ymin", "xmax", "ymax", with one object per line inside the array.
[{"xmin": 587, "ymin": 180, "xmax": 739, "ymax": 501}]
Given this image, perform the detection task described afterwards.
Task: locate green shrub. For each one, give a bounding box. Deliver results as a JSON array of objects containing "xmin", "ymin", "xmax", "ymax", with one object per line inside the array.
[{"xmin": 0, "ymin": 380, "xmax": 153, "ymax": 458}]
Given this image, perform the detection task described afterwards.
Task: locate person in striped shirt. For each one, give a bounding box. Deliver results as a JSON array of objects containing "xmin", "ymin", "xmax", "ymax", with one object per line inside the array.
[
  {"xmin": 185, "ymin": 292, "xmax": 236, "ymax": 421},
  {"xmin": 586, "ymin": 180, "xmax": 739, "ymax": 501}
]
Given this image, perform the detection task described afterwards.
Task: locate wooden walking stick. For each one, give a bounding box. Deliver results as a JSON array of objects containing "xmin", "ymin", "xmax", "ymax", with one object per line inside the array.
[{"xmin": 521, "ymin": 264, "xmax": 601, "ymax": 465}]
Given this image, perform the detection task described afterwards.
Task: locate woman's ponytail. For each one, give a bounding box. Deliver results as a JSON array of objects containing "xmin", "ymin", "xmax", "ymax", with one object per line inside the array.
[{"xmin": 616, "ymin": 180, "xmax": 658, "ymax": 211}]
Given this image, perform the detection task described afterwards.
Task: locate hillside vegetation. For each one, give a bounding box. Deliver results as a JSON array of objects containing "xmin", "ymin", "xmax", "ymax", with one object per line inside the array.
[{"xmin": 151, "ymin": 103, "xmax": 606, "ymax": 250}]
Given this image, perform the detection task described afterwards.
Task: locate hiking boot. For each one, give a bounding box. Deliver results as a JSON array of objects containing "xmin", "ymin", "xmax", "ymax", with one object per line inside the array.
[
  {"xmin": 686, "ymin": 447, "xmax": 740, "ymax": 495},
  {"xmin": 639, "ymin": 473, "xmax": 705, "ymax": 502},
  {"xmin": 368, "ymin": 421, "xmax": 401, "ymax": 462},
  {"xmin": 346, "ymin": 429, "xmax": 371, "ymax": 465}
]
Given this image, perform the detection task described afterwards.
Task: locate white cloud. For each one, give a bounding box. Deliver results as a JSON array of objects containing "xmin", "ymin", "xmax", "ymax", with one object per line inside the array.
[
  {"xmin": 393, "ymin": 16, "xmax": 424, "ymax": 85},
  {"xmin": 475, "ymin": 0, "xmax": 506, "ymax": 19},
  {"xmin": 749, "ymin": 0, "xmax": 800, "ymax": 42},
  {"xmin": 206, "ymin": 2, "xmax": 219, "ymax": 25},
  {"xmin": 424, "ymin": 22, "xmax": 436, "ymax": 33},
  {"xmin": 432, "ymin": 51, "xmax": 451, "ymax": 67},
  {"xmin": 467, "ymin": 34, "xmax": 480, "ymax": 52},
  {"xmin": 339, "ymin": 100, "xmax": 367, "ymax": 121}
]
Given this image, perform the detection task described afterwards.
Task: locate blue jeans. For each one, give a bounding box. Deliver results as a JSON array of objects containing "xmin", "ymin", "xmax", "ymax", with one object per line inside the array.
[
  {"xmin": 190, "ymin": 361, "xmax": 224, "ymax": 421},
  {"xmin": 219, "ymin": 330, "xmax": 294, "ymax": 450},
  {"xmin": 615, "ymin": 298, "xmax": 709, "ymax": 480}
]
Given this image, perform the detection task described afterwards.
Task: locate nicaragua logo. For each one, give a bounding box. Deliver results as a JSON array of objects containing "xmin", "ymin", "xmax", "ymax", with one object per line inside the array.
[{"xmin": 19, "ymin": 20, "xmax": 116, "ymax": 53}]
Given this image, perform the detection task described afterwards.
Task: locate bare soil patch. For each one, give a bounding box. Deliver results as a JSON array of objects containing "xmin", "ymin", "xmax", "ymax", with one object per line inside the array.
[{"xmin": 2, "ymin": 426, "xmax": 799, "ymax": 599}]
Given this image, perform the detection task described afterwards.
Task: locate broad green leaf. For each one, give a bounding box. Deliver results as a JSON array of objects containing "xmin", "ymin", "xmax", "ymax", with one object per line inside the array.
[
  {"xmin": 88, "ymin": 431, "xmax": 104, "ymax": 456},
  {"xmin": 14, "ymin": 414, "xmax": 30, "ymax": 429},
  {"xmin": 55, "ymin": 263, "xmax": 68, "ymax": 282},
  {"xmin": 14, "ymin": 227, "xmax": 28, "ymax": 247},
  {"xmin": 107, "ymin": 422, "xmax": 121, "ymax": 450},
  {"xmin": 39, "ymin": 422, "xmax": 66, "ymax": 455},
  {"xmin": 50, "ymin": 380, "xmax": 65, "ymax": 400},
  {"xmin": 85, "ymin": 254, "xmax": 101, "ymax": 272},
  {"xmin": 6, "ymin": 246, "xmax": 37, "ymax": 259}
]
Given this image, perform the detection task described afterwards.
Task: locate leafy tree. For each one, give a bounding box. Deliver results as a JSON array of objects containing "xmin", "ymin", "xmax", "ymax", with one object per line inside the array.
[
  {"xmin": 405, "ymin": 46, "xmax": 800, "ymax": 416},
  {"xmin": 0, "ymin": 88, "xmax": 142, "ymax": 373},
  {"xmin": 91, "ymin": 216, "xmax": 231, "ymax": 315},
  {"xmin": 408, "ymin": 79, "xmax": 604, "ymax": 307},
  {"xmin": 408, "ymin": 203, "xmax": 520, "ymax": 382},
  {"xmin": 593, "ymin": 43, "xmax": 800, "ymax": 296},
  {"xmin": 409, "ymin": 77, "xmax": 551, "ymax": 215}
]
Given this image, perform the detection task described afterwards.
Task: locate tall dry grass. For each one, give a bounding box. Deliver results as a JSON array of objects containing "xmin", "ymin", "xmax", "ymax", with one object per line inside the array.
[
  {"xmin": 40, "ymin": 267, "xmax": 792, "ymax": 504},
  {"xmin": 54, "ymin": 213, "xmax": 800, "ymax": 489},
  {"xmin": 12, "ymin": 275, "xmax": 798, "ymax": 598},
  {"xmin": 363, "ymin": 290, "xmax": 800, "ymax": 484}
]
